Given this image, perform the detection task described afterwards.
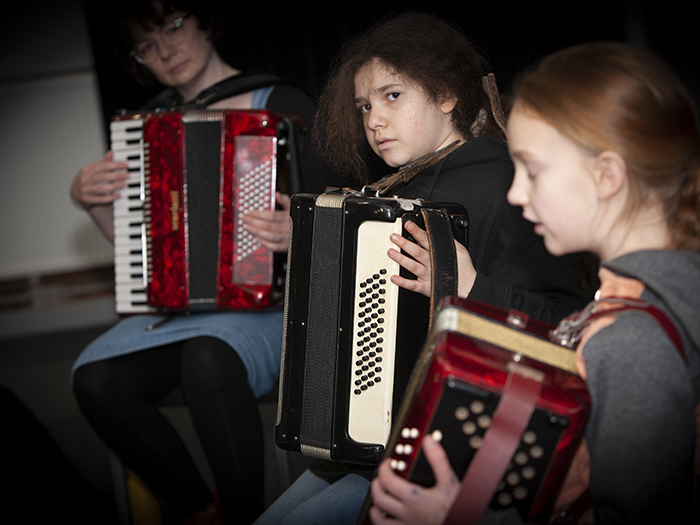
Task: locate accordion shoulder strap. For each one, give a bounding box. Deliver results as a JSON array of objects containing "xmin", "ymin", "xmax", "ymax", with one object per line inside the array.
[
  {"xmin": 363, "ymin": 141, "xmax": 461, "ymax": 197},
  {"xmin": 185, "ymin": 72, "xmax": 283, "ymax": 108},
  {"xmin": 142, "ymin": 72, "xmax": 283, "ymax": 111},
  {"xmin": 550, "ymin": 297, "xmax": 686, "ymax": 364}
]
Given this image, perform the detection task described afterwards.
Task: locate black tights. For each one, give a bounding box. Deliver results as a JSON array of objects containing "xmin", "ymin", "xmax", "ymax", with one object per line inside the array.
[{"xmin": 73, "ymin": 337, "xmax": 264, "ymax": 523}]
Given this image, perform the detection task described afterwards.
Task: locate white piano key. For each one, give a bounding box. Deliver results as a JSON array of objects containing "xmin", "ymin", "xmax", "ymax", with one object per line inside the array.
[
  {"xmin": 113, "ymin": 225, "xmax": 143, "ymax": 239},
  {"xmin": 110, "ymin": 118, "xmax": 144, "ymax": 131},
  {"xmin": 113, "ymin": 240, "xmax": 141, "ymax": 250},
  {"xmin": 113, "ymin": 207, "xmax": 143, "ymax": 220}
]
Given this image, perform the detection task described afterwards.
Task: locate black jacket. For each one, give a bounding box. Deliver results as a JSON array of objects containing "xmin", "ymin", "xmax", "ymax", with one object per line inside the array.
[{"xmin": 392, "ymin": 137, "xmax": 591, "ymax": 325}]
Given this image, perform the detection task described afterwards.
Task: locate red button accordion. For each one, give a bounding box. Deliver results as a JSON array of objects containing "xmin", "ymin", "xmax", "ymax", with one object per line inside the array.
[
  {"xmin": 110, "ymin": 109, "xmax": 300, "ymax": 314},
  {"xmin": 359, "ymin": 296, "xmax": 590, "ymax": 524},
  {"xmin": 275, "ymin": 190, "xmax": 468, "ymax": 465}
]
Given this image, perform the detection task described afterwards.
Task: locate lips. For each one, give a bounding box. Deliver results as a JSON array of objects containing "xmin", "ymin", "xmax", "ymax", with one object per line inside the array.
[
  {"xmin": 521, "ymin": 211, "xmax": 542, "ymax": 234},
  {"xmin": 375, "ymin": 137, "xmax": 395, "ymax": 150},
  {"xmin": 168, "ymin": 61, "xmax": 188, "ymax": 75}
]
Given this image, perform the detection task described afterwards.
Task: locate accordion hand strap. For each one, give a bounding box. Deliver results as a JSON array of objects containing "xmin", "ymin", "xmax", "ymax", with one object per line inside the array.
[
  {"xmin": 364, "ymin": 145, "xmax": 464, "ymax": 330},
  {"xmin": 443, "ymin": 365, "xmax": 543, "ymax": 525},
  {"xmin": 421, "ymin": 208, "xmax": 460, "ymax": 330}
]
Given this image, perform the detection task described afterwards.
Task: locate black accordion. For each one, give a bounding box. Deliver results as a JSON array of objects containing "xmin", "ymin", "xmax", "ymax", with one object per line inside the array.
[{"xmin": 275, "ymin": 190, "xmax": 468, "ymax": 465}]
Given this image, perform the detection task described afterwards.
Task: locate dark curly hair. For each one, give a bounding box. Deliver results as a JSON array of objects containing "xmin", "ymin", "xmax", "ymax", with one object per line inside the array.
[
  {"xmin": 314, "ymin": 11, "xmax": 506, "ymax": 183},
  {"xmin": 112, "ymin": 0, "xmax": 223, "ymax": 86}
]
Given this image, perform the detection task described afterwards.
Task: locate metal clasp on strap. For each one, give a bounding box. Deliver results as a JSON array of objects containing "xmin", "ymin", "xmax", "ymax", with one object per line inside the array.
[
  {"xmin": 360, "ymin": 185, "xmax": 381, "ymax": 198},
  {"xmin": 549, "ymin": 301, "xmax": 599, "ymax": 349},
  {"xmin": 549, "ymin": 296, "xmax": 681, "ymax": 353}
]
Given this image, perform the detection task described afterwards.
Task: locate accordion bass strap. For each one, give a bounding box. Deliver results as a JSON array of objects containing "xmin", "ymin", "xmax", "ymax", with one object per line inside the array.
[
  {"xmin": 421, "ymin": 207, "xmax": 460, "ymax": 330},
  {"xmin": 444, "ymin": 365, "xmax": 543, "ymax": 525}
]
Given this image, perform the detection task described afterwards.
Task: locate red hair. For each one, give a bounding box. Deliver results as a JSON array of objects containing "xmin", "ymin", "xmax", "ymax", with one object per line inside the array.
[{"xmin": 514, "ymin": 41, "xmax": 700, "ymax": 251}]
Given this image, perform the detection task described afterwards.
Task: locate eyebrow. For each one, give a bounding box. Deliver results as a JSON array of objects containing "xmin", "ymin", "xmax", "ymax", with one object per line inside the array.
[
  {"xmin": 511, "ymin": 150, "xmax": 548, "ymax": 175},
  {"xmin": 354, "ymin": 83, "xmax": 404, "ymax": 105},
  {"xmin": 133, "ymin": 13, "xmax": 186, "ymax": 42},
  {"xmin": 509, "ymin": 149, "xmax": 537, "ymax": 162},
  {"xmin": 375, "ymin": 83, "xmax": 402, "ymax": 93}
]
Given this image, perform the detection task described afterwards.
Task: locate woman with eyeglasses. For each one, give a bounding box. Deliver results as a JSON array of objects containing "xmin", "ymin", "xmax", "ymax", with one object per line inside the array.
[{"xmin": 69, "ymin": 1, "xmax": 336, "ymax": 524}]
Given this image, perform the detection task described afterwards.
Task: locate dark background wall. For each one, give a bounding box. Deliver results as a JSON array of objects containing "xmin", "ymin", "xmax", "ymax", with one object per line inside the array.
[
  {"xmin": 81, "ymin": 1, "xmax": 697, "ymax": 143},
  {"xmin": 0, "ymin": 4, "xmax": 694, "ymax": 520}
]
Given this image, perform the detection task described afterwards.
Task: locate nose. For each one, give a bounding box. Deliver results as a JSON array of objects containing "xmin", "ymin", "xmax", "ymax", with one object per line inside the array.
[
  {"xmin": 366, "ymin": 107, "xmax": 386, "ymax": 131},
  {"xmin": 506, "ymin": 168, "xmax": 530, "ymax": 207},
  {"xmin": 155, "ymin": 39, "xmax": 176, "ymax": 60}
]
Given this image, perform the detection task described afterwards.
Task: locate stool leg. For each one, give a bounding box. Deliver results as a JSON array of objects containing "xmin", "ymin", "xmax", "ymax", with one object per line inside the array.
[
  {"xmin": 110, "ymin": 453, "xmax": 133, "ymax": 525},
  {"xmin": 109, "ymin": 452, "xmax": 162, "ymax": 525},
  {"xmin": 127, "ymin": 469, "xmax": 163, "ymax": 525}
]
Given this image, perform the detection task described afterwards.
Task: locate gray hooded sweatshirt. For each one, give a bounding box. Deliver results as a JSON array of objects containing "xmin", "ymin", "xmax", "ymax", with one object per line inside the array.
[
  {"xmin": 582, "ymin": 250, "xmax": 700, "ymax": 524},
  {"xmin": 481, "ymin": 249, "xmax": 699, "ymax": 525}
]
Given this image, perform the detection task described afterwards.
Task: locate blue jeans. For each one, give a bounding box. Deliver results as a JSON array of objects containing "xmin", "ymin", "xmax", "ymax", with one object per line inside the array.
[{"xmin": 255, "ymin": 469, "xmax": 370, "ymax": 525}]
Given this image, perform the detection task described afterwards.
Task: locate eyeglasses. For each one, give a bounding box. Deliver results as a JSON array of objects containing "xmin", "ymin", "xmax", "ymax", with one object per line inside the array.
[{"xmin": 130, "ymin": 14, "xmax": 192, "ymax": 65}]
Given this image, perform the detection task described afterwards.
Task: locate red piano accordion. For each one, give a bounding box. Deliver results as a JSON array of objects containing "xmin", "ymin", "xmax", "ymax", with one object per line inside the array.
[
  {"xmin": 359, "ymin": 296, "xmax": 591, "ymax": 524},
  {"xmin": 109, "ymin": 109, "xmax": 300, "ymax": 314},
  {"xmin": 275, "ymin": 190, "xmax": 468, "ymax": 465}
]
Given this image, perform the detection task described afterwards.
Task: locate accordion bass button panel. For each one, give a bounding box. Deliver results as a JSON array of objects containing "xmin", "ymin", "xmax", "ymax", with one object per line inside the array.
[
  {"xmin": 347, "ymin": 218, "xmax": 403, "ymax": 447},
  {"xmin": 391, "ymin": 379, "xmax": 564, "ymax": 518}
]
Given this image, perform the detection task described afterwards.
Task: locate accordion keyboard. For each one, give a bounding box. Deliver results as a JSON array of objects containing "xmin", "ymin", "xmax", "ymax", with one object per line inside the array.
[{"xmin": 110, "ymin": 117, "xmax": 153, "ymax": 314}]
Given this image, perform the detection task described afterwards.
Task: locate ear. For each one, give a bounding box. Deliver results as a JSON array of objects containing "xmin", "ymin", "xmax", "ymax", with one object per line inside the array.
[
  {"xmin": 438, "ymin": 93, "xmax": 458, "ymax": 115},
  {"xmin": 594, "ymin": 150, "xmax": 628, "ymax": 201}
]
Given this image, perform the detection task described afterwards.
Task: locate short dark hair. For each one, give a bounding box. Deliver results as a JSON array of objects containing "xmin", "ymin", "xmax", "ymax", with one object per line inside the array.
[{"xmin": 112, "ymin": 0, "xmax": 223, "ymax": 86}]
